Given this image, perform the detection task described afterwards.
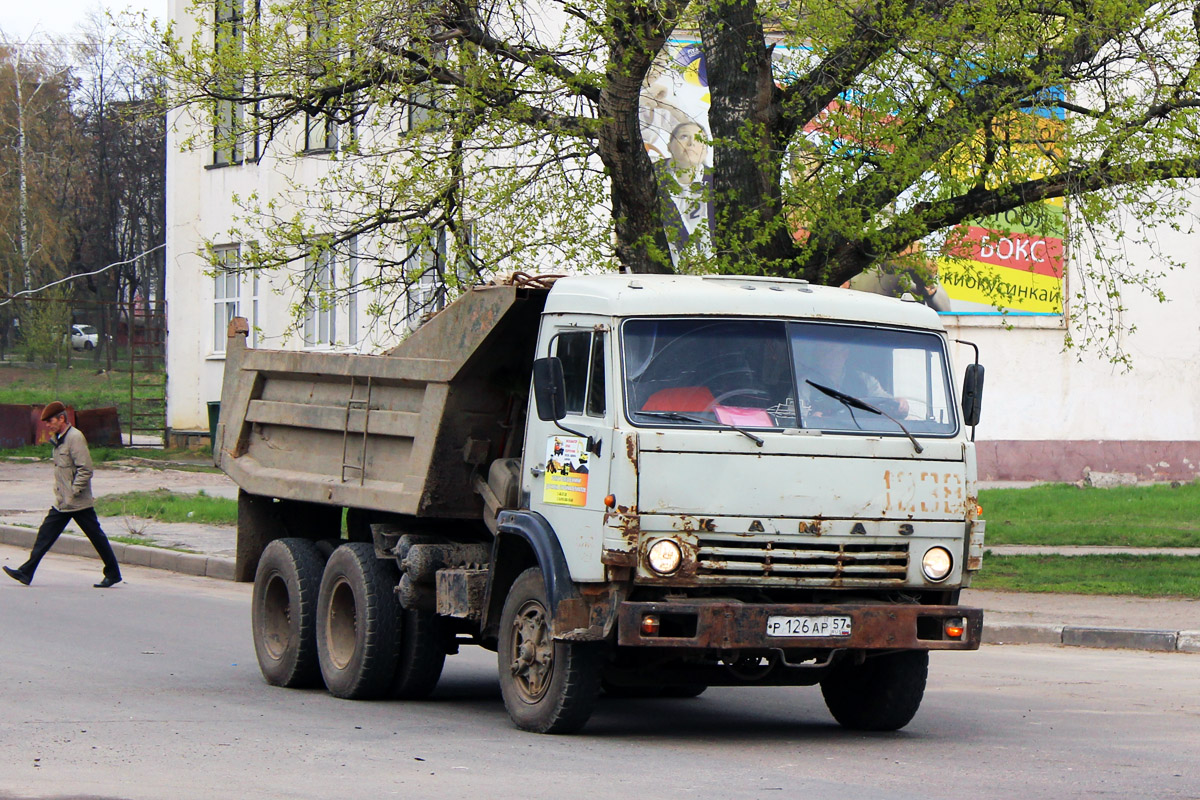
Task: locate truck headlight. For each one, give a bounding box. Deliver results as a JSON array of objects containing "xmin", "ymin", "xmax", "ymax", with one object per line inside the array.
[
  {"xmin": 921, "ymin": 547, "xmax": 953, "ymax": 582},
  {"xmin": 647, "ymin": 539, "xmax": 682, "ymax": 575}
]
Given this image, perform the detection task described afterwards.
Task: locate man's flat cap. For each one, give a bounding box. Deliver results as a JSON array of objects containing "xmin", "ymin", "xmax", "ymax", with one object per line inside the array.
[{"xmin": 40, "ymin": 401, "xmax": 67, "ymax": 421}]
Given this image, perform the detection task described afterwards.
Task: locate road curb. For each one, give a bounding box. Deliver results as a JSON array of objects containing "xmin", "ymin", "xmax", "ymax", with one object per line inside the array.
[
  {"xmin": 0, "ymin": 523, "xmax": 237, "ymax": 583},
  {"xmin": 984, "ymin": 620, "xmax": 1199, "ymax": 654},
  {"xmin": 2, "ymin": 522, "xmax": 1196, "ymax": 653}
]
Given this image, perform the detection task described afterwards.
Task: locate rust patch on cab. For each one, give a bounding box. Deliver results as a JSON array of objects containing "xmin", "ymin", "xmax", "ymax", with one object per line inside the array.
[
  {"xmin": 625, "ymin": 434, "xmax": 639, "ymax": 475},
  {"xmin": 673, "ymin": 516, "xmax": 717, "ymax": 533}
]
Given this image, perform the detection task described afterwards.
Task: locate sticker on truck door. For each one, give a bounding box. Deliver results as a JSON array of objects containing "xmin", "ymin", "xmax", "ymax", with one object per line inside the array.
[{"xmin": 543, "ymin": 436, "xmax": 590, "ymax": 506}]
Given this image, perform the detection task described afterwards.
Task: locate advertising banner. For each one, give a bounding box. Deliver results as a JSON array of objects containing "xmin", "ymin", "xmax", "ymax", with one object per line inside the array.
[
  {"xmin": 542, "ymin": 436, "xmax": 591, "ymax": 507},
  {"xmin": 640, "ymin": 40, "xmax": 1066, "ymax": 316}
]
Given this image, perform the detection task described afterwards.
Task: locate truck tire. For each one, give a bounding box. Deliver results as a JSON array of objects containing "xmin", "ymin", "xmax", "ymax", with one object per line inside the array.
[
  {"xmin": 251, "ymin": 538, "xmax": 325, "ymax": 688},
  {"xmin": 316, "ymin": 542, "xmax": 401, "ymax": 700},
  {"xmin": 391, "ymin": 608, "xmax": 446, "ymax": 699},
  {"xmin": 820, "ymin": 650, "xmax": 928, "ymax": 731},
  {"xmin": 497, "ymin": 567, "xmax": 602, "ymax": 734}
]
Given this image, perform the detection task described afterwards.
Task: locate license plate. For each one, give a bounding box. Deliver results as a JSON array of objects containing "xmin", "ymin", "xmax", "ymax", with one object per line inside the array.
[{"xmin": 766, "ymin": 615, "xmax": 852, "ymax": 638}]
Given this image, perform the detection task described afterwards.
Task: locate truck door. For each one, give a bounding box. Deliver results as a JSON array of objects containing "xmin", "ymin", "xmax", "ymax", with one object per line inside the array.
[{"xmin": 524, "ymin": 325, "xmax": 612, "ymax": 582}]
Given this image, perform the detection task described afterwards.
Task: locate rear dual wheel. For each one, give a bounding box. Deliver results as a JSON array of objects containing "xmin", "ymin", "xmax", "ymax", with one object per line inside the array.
[
  {"xmin": 316, "ymin": 542, "xmax": 446, "ymax": 700},
  {"xmin": 252, "ymin": 539, "xmax": 447, "ymax": 700},
  {"xmin": 317, "ymin": 542, "xmax": 404, "ymax": 699},
  {"xmin": 392, "ymin": 607, "xmax": 445, "ymax": 699},
  {"xmin": 251, "ymin": 538, "xmax": 325, "ymax": 688}
]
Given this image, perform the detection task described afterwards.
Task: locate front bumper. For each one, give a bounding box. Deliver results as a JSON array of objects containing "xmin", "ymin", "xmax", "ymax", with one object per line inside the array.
[{"xmin": 616, "ymin": 600, "xmax": 983, "ymax": 650}]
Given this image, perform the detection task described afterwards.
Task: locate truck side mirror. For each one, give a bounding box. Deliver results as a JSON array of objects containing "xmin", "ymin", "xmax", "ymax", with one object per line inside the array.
[
  {"xmin": 532, "ymin": 357, "xmax": 567, "ymax": 421},
  {"xmin": 961, "ymin": 363, "xmax": 984, "ymax": 427}
]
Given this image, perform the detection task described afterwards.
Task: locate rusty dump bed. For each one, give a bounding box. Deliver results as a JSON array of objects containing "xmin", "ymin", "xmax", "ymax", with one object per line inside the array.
[{"xmin": 214, "ymin": 284, "xmax": 548, "ymax": 518}]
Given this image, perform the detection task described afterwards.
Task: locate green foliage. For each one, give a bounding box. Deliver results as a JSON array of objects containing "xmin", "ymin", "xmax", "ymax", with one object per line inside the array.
[
  {"xmin": 94, "ymin": 489, "xmax": 237, "ymax": 525},
  {"xmin": 143, "ymin": 0, "xmax": 1200, "ymax": 359},
  {"xmin": 18, "ymin": 294, "xmax": 71, "ymax": 363},
  {"xmin": 980, "ymin": 482, "xmax": 1200, "ymax": 547},
  {"xmin": 974, "ymin": 554, "xmax": 1200, "ymax": 598}
]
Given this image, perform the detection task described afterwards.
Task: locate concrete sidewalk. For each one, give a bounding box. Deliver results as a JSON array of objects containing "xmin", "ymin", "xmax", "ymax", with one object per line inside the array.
[
  {"xmin": 2, "ymin": 516, "xmax": 1196, "ymax": 655},
  {"xmin": 1, "ymin": 523, "xmax": 235, "ymax": 581}
]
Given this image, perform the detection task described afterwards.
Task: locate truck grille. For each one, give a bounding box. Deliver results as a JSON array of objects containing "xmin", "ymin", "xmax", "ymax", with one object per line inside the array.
[{"xmin": 696, "ymin": 537, "xmax": 909, "ymax": 586}]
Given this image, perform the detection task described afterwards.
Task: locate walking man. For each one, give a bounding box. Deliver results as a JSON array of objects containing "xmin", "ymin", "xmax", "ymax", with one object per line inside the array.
[{"xmin": 3, "ymin": 401, "xmax": 122, "ymax": 588}]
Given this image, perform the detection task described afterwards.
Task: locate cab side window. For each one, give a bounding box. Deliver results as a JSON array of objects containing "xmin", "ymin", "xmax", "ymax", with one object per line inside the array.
[
  {"xmin": 587, "ymin": 333, "xmax": 606, "ymax": 416},
  {"xmin": 556, "ymin": 330, "xmax": 607, "ymax": 417}
]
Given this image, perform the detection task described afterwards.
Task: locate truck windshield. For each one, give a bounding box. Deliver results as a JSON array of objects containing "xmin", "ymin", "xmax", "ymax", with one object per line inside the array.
[{"xmin": 622, "ymin": 318, "xmax": 957, "ymax": 436}]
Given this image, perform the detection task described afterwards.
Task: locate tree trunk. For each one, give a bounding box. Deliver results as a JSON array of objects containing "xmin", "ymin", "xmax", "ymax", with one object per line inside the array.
[
  {"xmin": 597, "ymin": 7, "xmax": 676, "ymax": 274},
  {"xmin": 701, "ymin": 0, "xmax": 795, "ymax": 274}
]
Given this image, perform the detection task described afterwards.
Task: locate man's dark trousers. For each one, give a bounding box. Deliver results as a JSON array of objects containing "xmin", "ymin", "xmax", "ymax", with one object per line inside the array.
[{"xmin": 20, "ymin": 507, "xmax": 121, "ymax": 581}]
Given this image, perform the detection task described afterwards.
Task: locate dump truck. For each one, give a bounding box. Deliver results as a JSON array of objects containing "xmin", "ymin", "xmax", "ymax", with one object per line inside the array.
[{"xmin": 214, "ymin": 272, "xmax": 987, "ymax": 734}]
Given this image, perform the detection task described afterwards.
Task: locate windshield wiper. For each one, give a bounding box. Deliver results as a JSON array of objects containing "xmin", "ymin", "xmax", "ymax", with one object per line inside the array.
[
  {"xmin": 638, "ymin": 410, "xmax": 765, "ymax": 447},
  {"xmin": 805, "ymin": 380, "xmax": 924, "ymax": 454}
]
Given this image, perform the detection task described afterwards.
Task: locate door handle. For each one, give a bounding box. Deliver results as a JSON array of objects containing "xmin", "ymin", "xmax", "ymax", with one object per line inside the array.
[{"xmin": 530, "ymin": 464, "xmax": 545, "ymax": 477}]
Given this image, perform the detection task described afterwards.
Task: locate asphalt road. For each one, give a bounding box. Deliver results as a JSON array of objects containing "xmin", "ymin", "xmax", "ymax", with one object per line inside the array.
[{"xmin": 1, "ymin": 553, "xmax": 1197, "ymax": 800}]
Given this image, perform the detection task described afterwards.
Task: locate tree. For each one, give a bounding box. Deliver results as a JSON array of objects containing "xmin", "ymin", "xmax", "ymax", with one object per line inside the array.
[
  {"xmin": 0, "ymin": 22, "xmax": 165, "ymax": 362},
  {"xmin": 151, "ymin": 0, "xmax": 1200, "ymax": 360},
  {"xmin": 0, "ymin": 36, "xmax": 79, "ymax": 354},
  {"xmin": 71, "ymin": 13, "xmax": 167, "ymax": 368},
  {"xmin": 0, "ymin": 38, "xmax": 78, "ymax": 291}
]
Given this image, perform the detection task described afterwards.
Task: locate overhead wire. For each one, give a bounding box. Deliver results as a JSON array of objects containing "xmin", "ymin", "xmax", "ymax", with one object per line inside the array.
[{"xmin": 0, "ymin": 243, "xmax": 166, "ymax": 307}]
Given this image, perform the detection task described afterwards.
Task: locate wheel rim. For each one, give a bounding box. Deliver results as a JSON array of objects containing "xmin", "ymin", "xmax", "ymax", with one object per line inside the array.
[
  {"xmin": 261, "ymin": 571, "xmax": 292, "ymax": 661},
  {"xmin": 508, "ymin": 598, "xmax": 553, "ymax": 703},
  {"xmin": 326, "ymin": 576, "xmax": 358, "ymax": 670}
]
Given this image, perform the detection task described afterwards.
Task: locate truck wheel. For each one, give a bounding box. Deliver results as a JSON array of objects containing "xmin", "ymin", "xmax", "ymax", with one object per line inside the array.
[
  {"xmin": 820, "ymin": 650, "xmax": 928, "ymax": 731},
  {"xmin": 252, "ymin": 538, "xmax": 325, "ymax": 688},
  {"xmin": 316, "ymin": 542, "xmax": 400, "ymax": 699},
  {"xmin": 391, "ymin": 608, "xmax": 446, "ymax": 699},
  {"xmin": 498, "ymin": 567, "xmax": 602, "ymax": 734}
]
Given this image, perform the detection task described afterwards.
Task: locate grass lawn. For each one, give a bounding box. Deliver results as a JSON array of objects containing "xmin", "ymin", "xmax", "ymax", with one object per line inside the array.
[
  {"xmin": 0, "ymin": 444, "xmax": 215, "ymax": 470},
  {"xmin": 979, "ymin": 482, "xmax": 1200, "ymax": 547},
  {"xmin": 0, "ymin": 364, "xmax": 164, "ymax": 411},
  {"xmin": 974, "ymin": 553, "xmax": 1200, "ymax": 598},
  {"xmin": 93, "ymin": 490, "xmax": 237, "ymax": 525}
]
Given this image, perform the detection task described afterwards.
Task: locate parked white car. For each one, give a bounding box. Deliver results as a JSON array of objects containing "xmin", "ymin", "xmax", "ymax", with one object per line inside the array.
[{"xmin": 69, "ymin": 324, "xmax": 100, "ymax": 350}]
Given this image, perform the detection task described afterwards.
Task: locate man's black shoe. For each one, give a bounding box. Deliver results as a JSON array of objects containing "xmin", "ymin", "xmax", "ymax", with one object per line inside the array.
[
  {"xmin": 4, "ymin": 566, "xmax": 32, "ymax": 586},
  {"xmin": 94, "ymin": 575, "xmax": 122, "ymax": 588}
]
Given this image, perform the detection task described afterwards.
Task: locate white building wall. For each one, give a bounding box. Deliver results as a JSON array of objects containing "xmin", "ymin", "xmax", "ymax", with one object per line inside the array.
[
  {"xmin": 166, "ymin": 0, "xmax": 411, "ymax": 433},
  {"xmin": 164, "ymin": 0, "xmax": 1200, "ymax": 480},
  {"xmin": 942, "ymin": 217, "xmax": 1200, "ymax": 480}
]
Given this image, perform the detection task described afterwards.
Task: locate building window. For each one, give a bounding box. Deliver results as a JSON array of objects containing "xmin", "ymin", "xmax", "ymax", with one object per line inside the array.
[
  {"xmin": 304, "ymin": 249, "xmax": 336, "ymax": 347},
  {"xmin": 403, "ymin": 88, "xmax": 434, "ymax": 134},
  {"xmin": 303, "ymin": 0, "xmax": 342, "ymax": 153},
  {"xmin": 347, "ymin": 236, "xmax": 358, "ymax": 346},
  {"xmin": 213, "ymin": 245, "xmax": 259, "ymax": 353},
  {"xmin": 403, "ymin": 230, "xmax": 447, "ymax": 329},
  {"xmin": 304, "ymin": 113, "xmax": 338, "ymax": 152},
  {"xmin": 213, "ymin": 0, "xmax": 245, "ymax": 166}
]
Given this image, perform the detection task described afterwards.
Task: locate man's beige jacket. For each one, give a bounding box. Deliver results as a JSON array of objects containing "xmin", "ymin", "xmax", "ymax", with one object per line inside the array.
[{"xmin": 52, "ymin": 426, "xmax": 95, "ymax": 512}]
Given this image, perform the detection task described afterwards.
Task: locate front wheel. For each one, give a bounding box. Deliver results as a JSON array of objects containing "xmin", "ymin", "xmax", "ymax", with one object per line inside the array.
[
  {"xmin": 820, "ymin": 650, "xmax": 928, "ymax": 731},
  {"xmin": 498, "ymin": 567, "xmax": 602, "ymax": 734}
]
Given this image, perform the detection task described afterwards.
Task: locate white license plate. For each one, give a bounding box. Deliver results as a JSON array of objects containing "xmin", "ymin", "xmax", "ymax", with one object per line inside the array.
[{"xmin": 766, "ymin": 615, "xmax": 852, "ymax": 637}]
